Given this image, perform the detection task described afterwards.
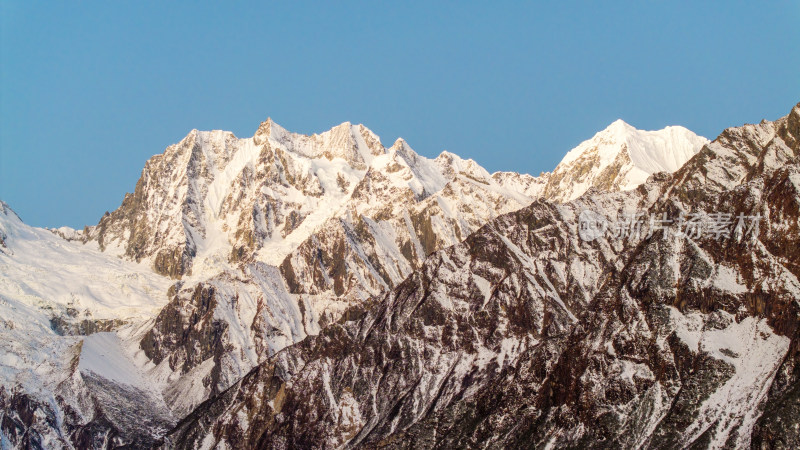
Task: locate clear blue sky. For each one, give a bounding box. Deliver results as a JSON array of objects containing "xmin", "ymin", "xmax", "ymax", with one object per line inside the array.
[{"xmin": 1, "ymin": 1, "xmax": 798, "ymax": 228}]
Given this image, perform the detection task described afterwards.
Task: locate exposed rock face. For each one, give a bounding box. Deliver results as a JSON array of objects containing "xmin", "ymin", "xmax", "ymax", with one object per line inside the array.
[
  {"xmin": 140, "ymin": 285, "xmax": 225, "ymax": 383},
  {"xmin": 49, "ymin": 316, "xmax": 127, "ymax": 336},
  {"xmin": 164, "ymin": 103, "xmax": 800, "ymax": 449}
]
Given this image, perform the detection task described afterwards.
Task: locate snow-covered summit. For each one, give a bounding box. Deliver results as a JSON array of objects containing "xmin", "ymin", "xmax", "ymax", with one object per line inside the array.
[
  {"xmin": 253, "ymin": 118, "xmax": 386, "ymax": 167},
  {"xmin": 543, "ymin": 120, "xmax": 709, "ymax": 202},
  {"xmin": 0, "ymin": 112, "xmax": 745, "ymax": 448},
  {"xmin": 84, "ymin": 117, "xmax": 549, "ymax": 282},
  {"xmin": 79, "ymin": 115, "xmax": 711, "ymax": 282}
]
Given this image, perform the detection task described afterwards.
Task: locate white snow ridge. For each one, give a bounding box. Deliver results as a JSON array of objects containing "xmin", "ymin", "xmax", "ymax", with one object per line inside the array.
[{"xmin": 544, "ymin": 120, "xmax": 708, "ymax": 202}]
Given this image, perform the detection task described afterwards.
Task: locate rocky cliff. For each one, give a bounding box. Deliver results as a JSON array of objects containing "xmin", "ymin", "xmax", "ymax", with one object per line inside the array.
[{"xmin": 164, "ymin": 103, "xmax": 800, "ymax": 449}]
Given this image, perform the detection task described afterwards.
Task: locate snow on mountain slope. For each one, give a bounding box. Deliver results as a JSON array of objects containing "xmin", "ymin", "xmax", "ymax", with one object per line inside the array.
[
  {"xmin": 0, "ymin": 202, "xmax": 171, "ymax": 325},
  {"xmin": 543, "ymin": 119, "xmax": 708, "ymax": 202},
  {"xmin": 84, "ymin": 118, "xmax": 700, "ymax": 282},
  {"xmin": 0, "ymin": 201, "xmax": 175, "ymax": 448}
]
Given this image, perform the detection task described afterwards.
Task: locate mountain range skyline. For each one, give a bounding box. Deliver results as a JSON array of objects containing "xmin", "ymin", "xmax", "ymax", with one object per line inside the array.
[
  {"xmin": 2, "ymin": 101, "xmax": 797, "ymax": 448},
  {"xmin": 2, "ymin": 2, "xmax": 797, "ymax": 229},
  {"xmin": 3, "ymin": 101, "xmax": 798, "ymax": 448},
  {"xmin": 2, "ymin": 3, "xmax": 799, "ymax": 448},
  {"xmin": 7, "ymin": 116, "xmax": 709, "ymax": 230}
]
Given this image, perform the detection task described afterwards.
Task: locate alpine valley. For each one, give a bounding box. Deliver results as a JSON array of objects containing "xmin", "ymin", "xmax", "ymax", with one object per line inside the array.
[{"xmin": 2, "ymin": 102, "xmax": 799, "ymax": 449}]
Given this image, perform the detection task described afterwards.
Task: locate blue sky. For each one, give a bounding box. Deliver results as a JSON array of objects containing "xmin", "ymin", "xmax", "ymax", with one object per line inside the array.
[{"xmin": 1, "ymin": 1, "xmax": 798, "ymax": 228}]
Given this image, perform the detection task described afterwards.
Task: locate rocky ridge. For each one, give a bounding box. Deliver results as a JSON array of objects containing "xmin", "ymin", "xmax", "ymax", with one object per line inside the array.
[{"xmin": 164, "ymin": 103, "xmax": 800, "ymax": 448}]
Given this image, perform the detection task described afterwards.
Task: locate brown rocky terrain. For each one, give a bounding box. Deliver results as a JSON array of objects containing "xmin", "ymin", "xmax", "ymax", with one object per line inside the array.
[{"xmin": 164, "ymin": 103, "xmax": 800, "ymax": 449}]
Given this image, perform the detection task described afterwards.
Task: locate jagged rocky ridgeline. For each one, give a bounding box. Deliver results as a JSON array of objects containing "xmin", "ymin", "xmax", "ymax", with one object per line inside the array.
[
  {"xmin": 164, "ymin": 103, "xmax": 800, "ymax": 448},
  {"xmin": 6, "ymin": 101, "xmax": 798, "ymax": 449}
]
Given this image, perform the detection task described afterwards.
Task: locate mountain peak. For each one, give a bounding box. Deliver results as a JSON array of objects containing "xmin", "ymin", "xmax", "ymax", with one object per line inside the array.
[
  {"xmin": 391, "ymin": 137, "xmax": 407, "ymax": 147},
  {"xmin": 253, "ymin": 117, "xmax": 289, "ymax": 145},
  {"xmin": 543, "ymin": 121, "xmax": 708, "ymax": 202},
  {"xmin": 605, "ymin": 118, "xmax": 636, "ymax": 133},
  {"xmin": 0, "ymin": 200, "xmax": 23, "ymax": 227},
  {"xmin": 388, "ymin": 137, "xmax": 420, "ymax": 164}
]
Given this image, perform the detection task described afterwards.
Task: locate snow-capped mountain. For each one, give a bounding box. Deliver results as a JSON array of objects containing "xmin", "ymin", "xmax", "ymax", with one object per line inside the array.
[
  {"xmin": 13, "ymin": 103, "xmax": 793, "ymax": 450},
  {"xmin": 83, "ymin": 119, "xmax": 384, "ymax": 278},
  {"xmin": 2, "ymin": 118, "xmax": 553, "ymax": 448},
  {"xmin": 542, "ymin": 120, "xmax": 708, "ymax": 202},
  {"xmin": 107, "ymin": 120, "xmax": 553, "ymax": 413},
  {"xmin": 165, "ymin": 103, "xmax": 800, "ymax": 449},
  {"xmin": 124, "ymin": 118, "xmax": 709, "ymax": 424}
]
